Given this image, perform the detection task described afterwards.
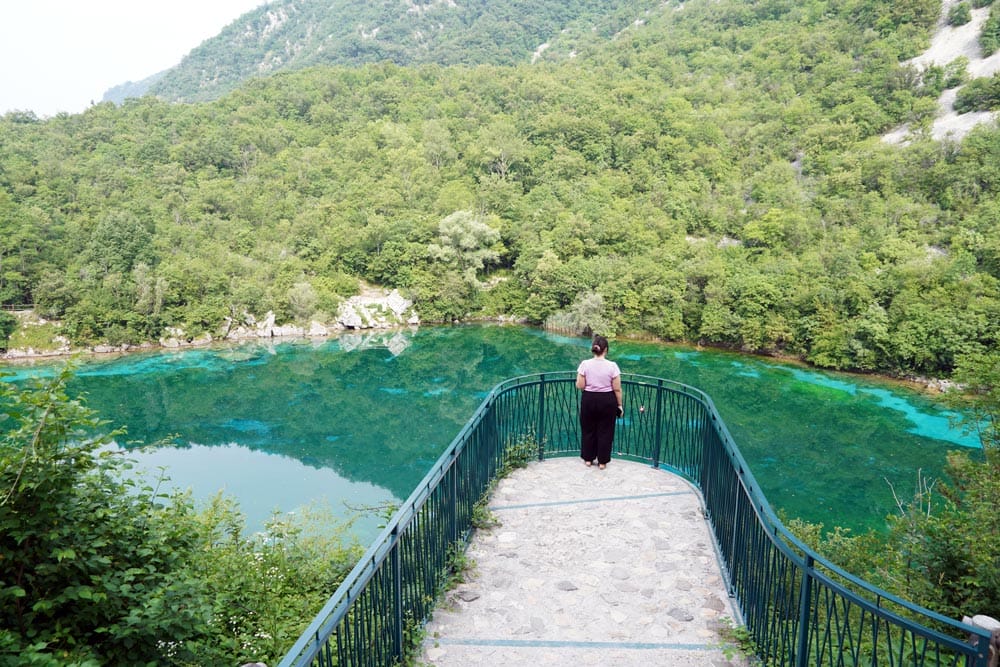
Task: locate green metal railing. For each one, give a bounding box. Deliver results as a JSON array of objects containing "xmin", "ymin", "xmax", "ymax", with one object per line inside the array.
[{"xmin": 278, "ymin": 372, "xmax": 992, "ymax": 667}]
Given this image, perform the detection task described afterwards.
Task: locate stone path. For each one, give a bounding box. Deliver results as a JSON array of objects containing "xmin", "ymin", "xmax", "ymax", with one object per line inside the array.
[{"xmin": 419, "ymin": 457, "xmax": 749, "ymax": 667}]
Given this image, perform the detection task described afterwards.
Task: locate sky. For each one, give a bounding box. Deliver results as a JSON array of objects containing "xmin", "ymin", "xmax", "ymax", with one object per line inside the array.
[{"xmin": 0, "ymin": 0, "xmax": 268, "ymax": 117}]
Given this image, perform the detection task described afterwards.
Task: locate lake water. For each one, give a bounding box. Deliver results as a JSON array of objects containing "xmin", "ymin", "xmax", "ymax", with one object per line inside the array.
[{"xmin": 2, "ymin": 324, "xmax": 979, "ymax": 540}]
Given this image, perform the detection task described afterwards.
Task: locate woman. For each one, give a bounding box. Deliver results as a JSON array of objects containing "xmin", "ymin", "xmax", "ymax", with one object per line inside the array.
[{"xmin": 576, "ymin": 334, "xmax": 622, "ymax": 469}]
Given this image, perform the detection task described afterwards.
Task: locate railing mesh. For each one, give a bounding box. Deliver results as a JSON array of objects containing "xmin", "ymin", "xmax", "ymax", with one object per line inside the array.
[{"xmin": 278, "ymin": 373, "xmax": 992, "ymax": 667}]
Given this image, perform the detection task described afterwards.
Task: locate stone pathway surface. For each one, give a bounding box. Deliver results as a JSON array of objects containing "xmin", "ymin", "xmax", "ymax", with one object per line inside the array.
[{"xmin": 419, "ymin": 457, "xmax": 749, "ymax": 667}]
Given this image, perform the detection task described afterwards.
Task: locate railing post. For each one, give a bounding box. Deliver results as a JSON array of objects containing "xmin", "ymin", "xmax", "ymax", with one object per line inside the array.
[
  {"xmin": 651, "ymin": 379, "xmax": 664, "ymax": 468},
  {"xmin": 973, "ymin": 633, "xmax": 992, "ymax": 667},
  {"xmin": 391, "ymin": 530, "xmax": 403, "ymax": 661},
  {"xmin": 795, "ymin": 554, "xmax": 815, "ymax": 667},
  {"xmin": 450, "ymin": 451, "xmax": 459, "ymax": 543},
  {"xmin": 730, "ymin": 486, "xmax": 741, "ymax": 564},
  {"xmin": 536, "ymin": 374, "xmax": 546, "ymax": 460}
]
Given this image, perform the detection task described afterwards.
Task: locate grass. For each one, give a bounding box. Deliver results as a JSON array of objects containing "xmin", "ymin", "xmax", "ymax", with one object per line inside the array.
[
  {"xmin": 715, "ymin": 616, "xmax": 762, "ymax": 665},
  {"xmin": 5, "ymin": 314, "xmax": 66, "ymax": 352}
]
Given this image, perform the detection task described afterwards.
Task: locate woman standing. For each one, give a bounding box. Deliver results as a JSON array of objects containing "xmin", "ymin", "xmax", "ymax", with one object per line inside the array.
[{"xmin": 576, "ymin": 334, "xmax": 622, "ymax": 469}]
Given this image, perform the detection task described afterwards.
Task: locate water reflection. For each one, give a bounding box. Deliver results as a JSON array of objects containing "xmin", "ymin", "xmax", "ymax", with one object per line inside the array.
[
  {"xmin": 2, "ymin": 325, "xmax": 980, "ymax": 535},
  {"xmin": 126, "ymin": 442, "xmax": 393, "ymax": 541}
]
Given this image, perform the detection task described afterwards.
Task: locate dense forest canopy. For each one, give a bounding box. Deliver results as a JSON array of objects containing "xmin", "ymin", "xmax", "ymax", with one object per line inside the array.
[
  {"xmin": 144, "ymin": 0, "xmax": 664, "ymax": 103},
  {"xmin": 2, "ymin": 0, "xmax": 1000, "ymax": 380}
]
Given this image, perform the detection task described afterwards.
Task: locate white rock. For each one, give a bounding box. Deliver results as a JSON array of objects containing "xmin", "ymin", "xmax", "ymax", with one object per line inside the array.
[
  {"xmin": 307, "ymin": 321, "xmax": 329, "ymax": 337},
  {"xmin": 338, "ymin": 303, "xmax": 364, "ymax": 329},
  {"xmin": 385, "ymin": 289, "xmax": 412, "ymax": 316}
]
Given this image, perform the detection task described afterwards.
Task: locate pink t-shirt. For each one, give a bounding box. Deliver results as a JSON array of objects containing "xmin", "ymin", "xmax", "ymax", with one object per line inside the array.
[{"xmin": 577, "ymin": 357, "xmax": 621, "ymax": 392}]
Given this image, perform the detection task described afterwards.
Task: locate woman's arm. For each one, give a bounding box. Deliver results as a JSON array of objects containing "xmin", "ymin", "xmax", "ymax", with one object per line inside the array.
[
  {"xmin": 613, "ymin": 375, "xmax": 622, "ymax": 409},
  {"xmin": 576, "ymin": 372, "xmax": 586, "ymax": 390}
]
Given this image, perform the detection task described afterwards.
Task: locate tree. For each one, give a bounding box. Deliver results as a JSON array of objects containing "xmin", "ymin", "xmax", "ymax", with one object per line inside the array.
[
  {"xmin": 427, "ymin": 210, "xmax": 502, "ymax": 286},
  {"xmin": 0, "ymin": 311, "xmax": 15, "ymax": 350},
  {"xmin": 474, "ymin": 120, "xmax": 531, "ymax": 180},
  {"xmin": 544, "ymin": 290, "xmax": 613, "ymax": 336},
  {"xmin": 287, "ymin": 281, "xmax": 319, "ymax": 322},
  {"xmin": 949, "ymin": 351, "xmax": 1000, "ymax": 450},
  {"xmin": 84, "ymin": 212, "xmax": 154, "ymax": 278}
]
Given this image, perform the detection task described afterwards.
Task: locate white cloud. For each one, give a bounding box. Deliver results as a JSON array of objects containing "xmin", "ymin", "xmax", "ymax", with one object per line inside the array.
[{"xmin": 0, "ymin": 0, "xmax": 267, "ymax": 117}]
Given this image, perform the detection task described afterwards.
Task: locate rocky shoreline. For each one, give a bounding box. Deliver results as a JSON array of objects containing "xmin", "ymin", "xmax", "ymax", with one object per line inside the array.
[
  {"xmin": 1, "ymin": 291, "xmax": 960, "ymax": 396},
  {"xmin": 1, "ymin": 288, "xmax": 419, "ymax": 362}
]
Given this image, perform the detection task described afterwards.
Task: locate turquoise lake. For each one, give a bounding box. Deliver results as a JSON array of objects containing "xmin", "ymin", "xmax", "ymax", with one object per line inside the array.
[{"xmin": 1, "ymin": 324, "xmax": 980, "ymax": 540}]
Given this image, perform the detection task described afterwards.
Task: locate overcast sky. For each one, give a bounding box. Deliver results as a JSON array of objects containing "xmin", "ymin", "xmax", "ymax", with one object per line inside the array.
[{"xmin": 0, "ymin": 0, "xmax": 268, "ymax": 117}]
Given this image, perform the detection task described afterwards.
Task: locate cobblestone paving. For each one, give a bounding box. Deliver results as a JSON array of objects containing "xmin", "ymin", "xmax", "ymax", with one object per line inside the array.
[{"xmin": 419, "ymin": 457, "xmax": 750, "ymax": 667}]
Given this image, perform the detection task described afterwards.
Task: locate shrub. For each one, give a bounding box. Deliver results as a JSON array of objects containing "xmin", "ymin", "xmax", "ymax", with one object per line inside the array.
[
  {"xmin": 944, "ymin": 56, "xmax": 970, "ymax": 89},
  {"xmin": 953, "ymin": 73, "xmax": 1000, "ymax": 112},
  {"xmin": 0, "ymin": 366, "xmax": 362, "ymax": 666},
  {"xmin": 948, "ymin": 2, "xmax": 972, "ymax": 25},
  {"xmin": 0, "ymin": 367, "xmax": 210, "ymax": 665},
  {"xmin": 981, "ymin": 5, "xmax": 1000, "ymax": 55}
]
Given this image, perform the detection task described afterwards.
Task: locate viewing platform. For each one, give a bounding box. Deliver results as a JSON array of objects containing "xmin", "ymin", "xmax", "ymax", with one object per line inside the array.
[
  {"xmin": 279, "ymin": 373, "xmax": 993, "ymax": 667},
  {"xmin": 419, "ymin": 458, "xmax": 746, "ymax": 667}
]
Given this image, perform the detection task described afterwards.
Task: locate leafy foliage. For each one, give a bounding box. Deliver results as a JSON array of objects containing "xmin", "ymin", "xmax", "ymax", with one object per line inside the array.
[
  {"xmin": 982, "ymin": 3, "xmax": 1000, "ymax": 55},
  {"xmin": 790, "ymin": 351, "xmax": 1000, "ymax": 628},
  {"xmin": 949, "ymin": 2, "xmax": 972, "ymax": 26},
  {"xmin": 0, "ymin": 368, "xmax": 361, "ymax": 665},
  {"xmin": 954, "ymin": 73, "xmax": 1000, "ymax": 112},
  {"xmin": 0, "ymin": 312, "xmax": 15, "ymax": 350}
]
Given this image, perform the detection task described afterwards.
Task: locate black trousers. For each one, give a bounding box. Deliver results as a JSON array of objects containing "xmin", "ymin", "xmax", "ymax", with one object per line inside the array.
[{"xmin": 580, "ymin": 390, "xmax": 617, "ymax": 464}]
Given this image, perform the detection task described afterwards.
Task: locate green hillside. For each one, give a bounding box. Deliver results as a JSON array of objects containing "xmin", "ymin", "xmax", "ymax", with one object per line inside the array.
[
  {"xmin": 2, "ymin": 0, "xmax": 999, "ymax": 380},
  {"xmin": 147, "ymin": 0, "xmax": 660, "ymax": 103}
]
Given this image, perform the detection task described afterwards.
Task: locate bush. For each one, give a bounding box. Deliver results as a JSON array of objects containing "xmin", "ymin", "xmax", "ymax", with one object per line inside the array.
[
  {"xmin": 944, "ymin": 56, "xmax": 970, "ymax": 89},
  {"xmin": 0, "ymin": 312, "xmax": 15, "ymax": 350},
  {"xmin": 0, "ymin": 367, "xmax": 208, "ymax": 665},
  {"xmin": 981, "ymin": 5, "xmax": 1000, "ymax": 55},
  {"xmin": 0, "ymin": 366, "xmax": 362, "ymax": 666},
  {"xmin": 953, "ymin": 73, "xmax": 1000, "ymax": 112},
  {"xmin": 949, "ymin": 2, "xmax": 972, "ymax": 25}
]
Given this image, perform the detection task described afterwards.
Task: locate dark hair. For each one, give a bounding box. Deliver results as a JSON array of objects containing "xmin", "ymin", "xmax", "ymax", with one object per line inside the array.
[{"xmin": 591, "ymin": 335, "xmax": 609, "ymax": 355}]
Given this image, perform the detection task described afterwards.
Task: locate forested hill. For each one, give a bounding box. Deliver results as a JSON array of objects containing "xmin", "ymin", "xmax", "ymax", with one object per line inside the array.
[
  {"xmin": 3, "ymin": 0, "xmax": 999, "ymax": 380},
  {"xmin": 144, "ymin": 0, "xmax": 659, "ymax": 103}
]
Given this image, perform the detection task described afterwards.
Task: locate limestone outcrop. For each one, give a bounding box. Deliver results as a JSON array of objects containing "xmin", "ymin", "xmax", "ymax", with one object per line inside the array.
[
  {"xmin": 336, "ymin": 289, "xmax": 417, "ymax": 330},
  {"xmin": 214, "ymin": 288, "xmax": 418, "ymax": 343}
]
